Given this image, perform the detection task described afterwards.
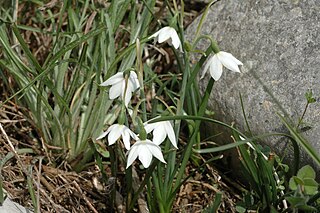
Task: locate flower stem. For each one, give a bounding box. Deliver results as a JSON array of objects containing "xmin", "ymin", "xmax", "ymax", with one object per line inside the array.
[
  {"xmin": 136, "ymin": 38, "xmax": 147, "ymax": 122},
  {"xmin": 174, "ymin": 78, "xmax": 215, "ymax": 191}
]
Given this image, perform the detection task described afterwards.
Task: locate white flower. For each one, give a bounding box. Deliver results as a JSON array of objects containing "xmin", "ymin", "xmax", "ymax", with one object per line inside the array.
[
  {"xmin": 200, "ymin": 51, "xmax": 243, "ymax": 81},
  {"xmin": 149, "ymin": 26, "xmax": 181, "ymax": 50},
  {"xmin": 126, "ymin": 139, "xmax": 166, "ymax": 169},
  {"xmin": 96, "ymin": 124, "xmax": 137, "ymax": 150},
  {"xmin": 100, "ymin": 71, "xmax": 140, "ymax": 107},
  {"xmin": 144, "ymin": 121, "xmax": 177, "ymax": 148}
]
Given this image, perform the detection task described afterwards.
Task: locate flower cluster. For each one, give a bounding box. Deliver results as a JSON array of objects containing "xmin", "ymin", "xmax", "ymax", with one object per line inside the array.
[
  {"xmin": 96, "ymin": 120, "xmax": 176, "ymax": 168},
  {"xmin": 97, "ymin": 26, "xmax": 242, "ymax": 169}
]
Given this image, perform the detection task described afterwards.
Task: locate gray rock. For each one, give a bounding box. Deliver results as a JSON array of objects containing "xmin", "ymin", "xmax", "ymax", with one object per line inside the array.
[
  {"xmin": 0, "ymin": 197, "xmax": 33, "ymax": 213},
  {"xmin": 186, "ymin": 0, "xmax": 320, "ymax": 174}
]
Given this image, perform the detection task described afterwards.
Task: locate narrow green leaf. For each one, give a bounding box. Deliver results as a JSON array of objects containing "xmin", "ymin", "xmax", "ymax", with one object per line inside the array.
[
  {"xmin": 194, "ymin": 141, "xmax": 247, "ymax": 153},
  {"xmin": 11, "ymin": 24, "xmax": 43, "ymax": 74},
  {"xmin": 278, "ymin": 113, "xmax": 320, "ymax": 166},
  {"xmin": 2, "ymin": 25, "xmax": 106, "ymax": 106}
]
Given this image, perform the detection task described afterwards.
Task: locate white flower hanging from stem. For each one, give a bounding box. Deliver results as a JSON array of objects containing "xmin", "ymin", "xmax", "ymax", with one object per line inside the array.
[
  {"xmin": 96, "ymin": 124, "xmax": 137, "ymax": 150},
  {"xmin": 126, "ymin": 139, "xmax": 166, "ymax": 169},
  {"xmin": 201, "ymin": 51, "xmax": 243, "ymax": 81},
  {"xmin": 144, "ymin": 120, "xmax": 177, "ymax": 149},
  {"xmin": 100, "ymin": 71, "xmax": 140, "ymax": 107},
  {"xmin": 149, "ymin": 26, "xmax": 182, "ymax": 50}
]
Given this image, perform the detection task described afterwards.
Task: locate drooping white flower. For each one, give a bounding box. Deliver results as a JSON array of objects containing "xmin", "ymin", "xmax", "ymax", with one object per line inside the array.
[
  {"xmin": 96, "ymin": 124, "xmax": 137, "ymax": 150},
  {"xmin": 149, "ymin": 26, "xmax": 181, "ymax": 50},
  {"xmin": 144, "ymin": 120, "xmax": 177, "ymax": 148},
  {"xmin": 100, "ymin": 71, "xmax": 140, "ymax": 107},
  {"xmin": 126, "ymin": 139, "xmax": 166, "ymax": 168},
  {"xmin": 200, "ymin": 51, "xmax": 243, "ymax": 81}
]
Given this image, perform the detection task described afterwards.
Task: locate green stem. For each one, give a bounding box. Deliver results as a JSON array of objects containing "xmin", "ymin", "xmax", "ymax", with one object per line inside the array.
[
  {"xmin": 136, "ymin": 38, "xmax": 147, "ymax": 122},
  {"xmin": 296, "ymin": 102, "xmax": 309, "ymax": 129},
  {"xmin": 128, "ymin": 161, "xmax": 157, "ymax": 212},
  {"xmin": 125, "ymin": 166, "xmax": 133, "ymax": 212},
  {"xmin": 152, "ymin": 173, "xmax": 165, "ymax": 213},
  {"xmin": 161, "ymin": 26, "xmax": 187, "ymax": 209},
  {"xmin": 174, "ymin": 78, "xmax": 215, "ymax": 190},
  {"xmin": 192, "ymin": 0, "xmax": 218, "ymax": 47},
  {"xmin": 109, "ymin": 145, "xmax": 117, "ymax": 209}
]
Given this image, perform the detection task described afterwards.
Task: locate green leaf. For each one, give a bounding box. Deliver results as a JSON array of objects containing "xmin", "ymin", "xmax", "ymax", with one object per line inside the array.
[
  {"xmin": 286, "ymin": 196, "xmax": 317, "ymax": 211},
  {"xmin": 270, "ymin": 206, "xmax": 279, "ymax": 213},
  {"xmin": 285, "ymin": 196, "xmax": 306, "ymax": 207},
  {"xmin": 277, "ymin": 113, "xmax": 320, "ymax": 166},
  {"xmin": 289, "ymin": 176, "xmax": 298, "ymax": 190},
  {"xmin": 94, "ymin": 142, "xmax": 110, "ymax": 158},
  {"xmin": 194, "ymin": 141, "xmax": 247, "ymax": 153},
  {"xmin": 297, "ymin": 165, "xmax": 316, "ymax": 180},
  {"xmin": 297, "ymin": 205, "xmax": 317, "ymax": 212},
  {"xmin": 305, "ymin": 90, "xmax": 316, "ymax": 104},
  {"xmin": 287, "ymin": 198, "xmax": 318, "ymax": 212},
  {"xmin": 294, "ymin": 176, "xmax": 305, "ymax": 185},
  {"xmin": 289, "ymin": 176, "xmax": 304, "ymax": 190},
  {"xmin": 235, "ymin": 205, "xmax": 246, "ymax": 213},
  {"xmin": 203, "ymin": 192, "xmax": 222, "ymax": 213},
  {"xmin": 303, "ymin": 178, "xmax": 318, "ymax": 195}
]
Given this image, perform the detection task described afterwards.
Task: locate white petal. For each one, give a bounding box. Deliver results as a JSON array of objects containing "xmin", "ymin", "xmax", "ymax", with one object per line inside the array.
[
  {"xmin": 128, "ymin": 71, "xmax": 140, "ymax": 90},
  {"xmin": 148, "ymin": 30, "xmax": 161, "ymax": 40},
  {"xmin": 144, "ymin": 122, "xmax": 157, "ymax": 133},
  {"xmin": 100, "ymin": 72, "xmax": 124, "ymax": 86},
  {"xmin": 109, "ymin": 82, "xmax": 123, "ymax": 99},
  {"xmin": 157, "ymin": 27, "xmax": 171, "ymax": 43},
  {"xmin": 98, "ymin": 125, "xmax": 113, "ymax": 140},
  {"xmin": 126, "ymin": 145, "xmax": 139, "ymax": 169},
  {"xmin": 209, "ymin": 55, "xmax": 223, "ymax": 81},
  {"xmin": 123, "ymin": 84, "xmax": 132, "ymax": 107},
  {"xmin": 130, "ymin": 131, "xmax": 139, "ymax": 140},
  {"xmin": 138, "ymin": 142, "xmax": 153, "ymax": 168},
  {"xmin": 96, "ymin": 131, "xmax": 108, "ymax": 140},
  {"xmin": 217, "ymin": 51, "xmax": 242, "ymax": 73},
  {"xmin": 122, "ymin": 129, "xmax": 131, "ymax": 150},
  {"xmin": 200, "ymin": 56, "xmax": 213, "ymax": 79},
  {"xmin": 149, "ymin": 27, "xmax": 181, "ymax": 50},
  {"xmin": 107, "ymin": 125, "xmax": 122, "ymax": 145},
  {"xmin": 128, "ymin": 78, "xmax": 140, "ymax": 92},
  {"xmin": 152, "ymin": 124, "xmax": 167, "ymax": 145},
  {"xmin": 146, "ymin": 141, "xmax": 166, "ymax": 164},
  {"xmin": 224, "ymin": 52, "xmax": 243, "ymax": 65},
  {"xmin": 164, "ymin": 121, "xmax": 177, "ymax": 148},
  {"xmin": 128, "ymin": 80, "xmax": 139, "ymax": 92},
  {"xmin": 169, "ymin": 30, "xmax": 181, "ymax": 49}
]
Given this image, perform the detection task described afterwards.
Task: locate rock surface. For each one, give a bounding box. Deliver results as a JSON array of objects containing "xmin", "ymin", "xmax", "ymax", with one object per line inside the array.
[{"xmin": 186, "ymin": 0, "xmax": 320, "ymax": 173}]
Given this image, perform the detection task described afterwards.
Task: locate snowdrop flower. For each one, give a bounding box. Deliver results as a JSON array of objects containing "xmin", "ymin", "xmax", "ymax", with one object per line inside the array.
[
  {"xmin": 200, "ymin": 51, "xmax": 243, "ymax": 81},
  {"xmin": 144, "ymin": 120, "xmax": 177, "ymax": 148},
  {"xmin": 149, "ymin": 26, "xmax": 181, "ymax": 50},
  {"xmin": 100, "ymin": 71, "xmax": 140, "ymax": 107},
  {"xmin": 126, "ymin": 139, "xmax": 166, "ymax": 169},
  {"xmin": 96, "ymin": 124, "xmax": 137, "ymax": 150}
]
